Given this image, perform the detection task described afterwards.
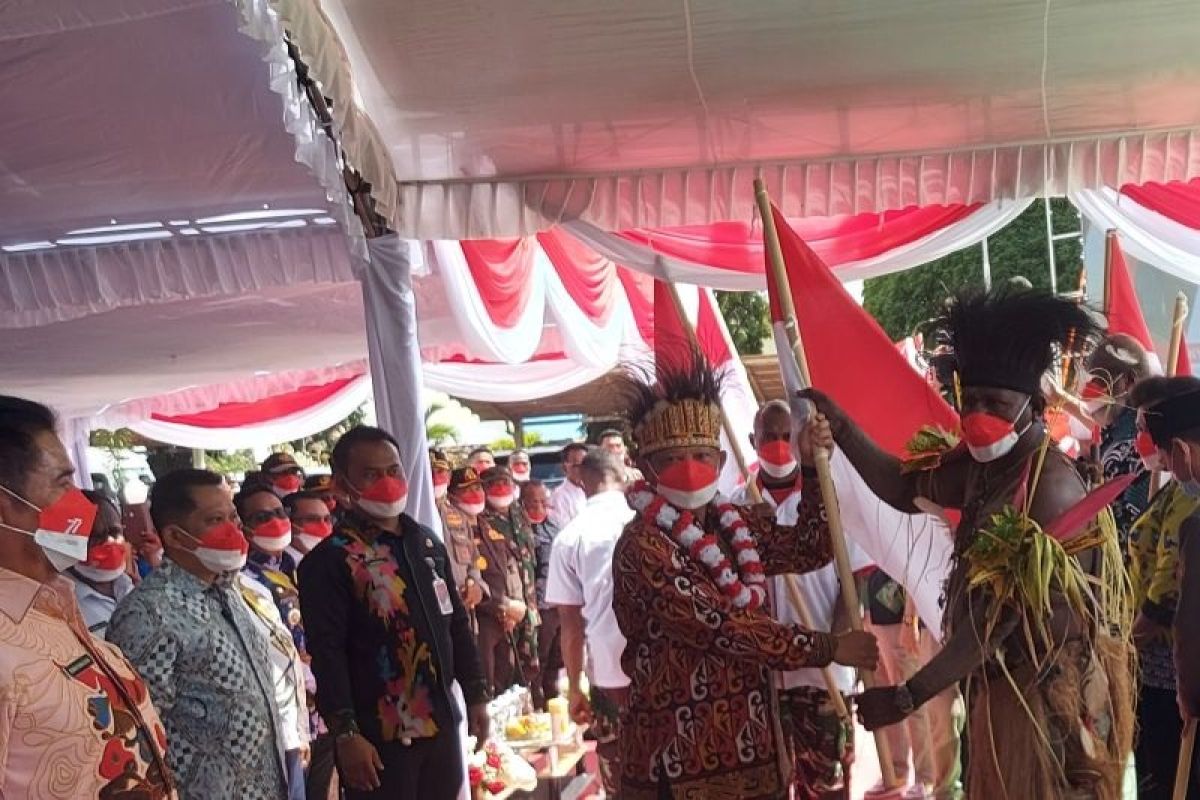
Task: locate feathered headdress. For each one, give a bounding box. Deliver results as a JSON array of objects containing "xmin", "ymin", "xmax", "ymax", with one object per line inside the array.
[
  {"xmin": 936, "ymin": 287, "xmax": 1102, "ymax": 395},
  {"xmin": 617, "ymin": 349, "xmax": 726, "ymax": 458}
]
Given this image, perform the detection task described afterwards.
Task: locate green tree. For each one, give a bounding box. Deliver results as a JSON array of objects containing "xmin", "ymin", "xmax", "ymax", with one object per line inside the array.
[
  {"xmin": 288, "ymin": 404, "xmax": 368, "ymax": 466},
  {"xmin": 862, "ymin": 199, "xmax": 1084, "ymax": 341},
  {"xmin": 424, "ymin": 401, "xmax": 461, "ymax": 447},
  {"xmin": 715, "ymin": 290, "xmax": 770, "ymax": 355}
]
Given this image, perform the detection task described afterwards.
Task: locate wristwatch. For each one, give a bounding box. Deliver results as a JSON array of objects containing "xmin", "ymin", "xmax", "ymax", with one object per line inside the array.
[
  {"xmin": 895, "ymin": 682, "xmax": 915, "ymax": 715},
  {"xmin": 330, "ymin": 711, "xmax": 361, "ymax": 743}
]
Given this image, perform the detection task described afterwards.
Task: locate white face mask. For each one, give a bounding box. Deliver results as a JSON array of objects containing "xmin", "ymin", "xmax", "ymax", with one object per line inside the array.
[
  {"xmin": 175, "ymin": 524, "xmax": 248, "ymax": 575},
  {"xmin": 252, "ymin": 533, "xmax": 292, "ymax": 553},
  {"xmin": 455, "ymin": 500, "xmax": 486, "ymax": 516},
  {"xmin": 296, "ymin": 533, "xmax": 325, "ymax": 552},
  {"xmin": 486, "ymin": 492, "xmax": 515, "ymax": 511},
  {"xmin": 433, "ymin": 483, "xmax": 449, "ymax": 500},
  {"xmin": 74, "ymin": 564, "xmax": 126, "ymax": 583},
  {"xmin": 0, "ymin": 485, "xmax": 92, "ymax": 572},
  {"xmin": 759, "ymin": 459, "xmax": 797, "ymax": 479}
]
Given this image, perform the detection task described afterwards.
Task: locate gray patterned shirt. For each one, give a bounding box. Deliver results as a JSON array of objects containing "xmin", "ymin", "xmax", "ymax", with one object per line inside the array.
[{"xmin": 108, "ymin": 559, "xmax": 287, "ymax": 800}]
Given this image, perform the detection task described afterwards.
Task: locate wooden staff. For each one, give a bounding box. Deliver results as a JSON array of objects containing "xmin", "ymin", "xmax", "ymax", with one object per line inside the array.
[
  {"xmin": 1102, "ymin": 228, "xmax": 1118, "ymax": 315},
  {"xmin": 1175, "ymin": 718, "xmax": 1197, "ymax": 800},
  {"xmin": 663, "ymin": 282, "xmax": 852, "ymax": 721},
  {"xmin": 754, "ymin": 178, "xmax": 901, "ymax": 791},
  {"xmin": 1151, "ymin": 293, "xmax": 1191, "ymax": 496}
]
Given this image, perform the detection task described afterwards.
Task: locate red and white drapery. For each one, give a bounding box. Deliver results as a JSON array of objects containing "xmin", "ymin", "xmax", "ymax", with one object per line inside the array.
[
  {"xmin": 566, "ymin": 198, "xmax": 1032, "ymax": 290},
  {"xmin": 50, "ymin": 198, "xmax": 1025, "ymax": 447}
]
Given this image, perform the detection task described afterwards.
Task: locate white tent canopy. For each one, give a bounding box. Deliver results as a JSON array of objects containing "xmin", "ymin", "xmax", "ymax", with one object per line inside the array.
[{"xmin": 273, "ymin": 0, "xmax": 1200, "ymax": 237}]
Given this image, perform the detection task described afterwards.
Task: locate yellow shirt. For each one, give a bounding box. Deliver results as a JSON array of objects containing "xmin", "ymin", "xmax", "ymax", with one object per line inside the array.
[{"xmin": 1129, "ymin": 480, "xmax": 1200, "ymax": 616}]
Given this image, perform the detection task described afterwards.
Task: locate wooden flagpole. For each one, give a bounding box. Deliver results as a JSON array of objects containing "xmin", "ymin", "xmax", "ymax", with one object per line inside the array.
[
  {"xmin": 1151, "ymin": 293, "xmax": 1192, "ymax": 496},
  {"xmin": 754, "ymin": 178, "xmax": 901, "ymax": 791},
  {"xmin": 1102, "ymin": 229, "xmax": 1118, "ymax": 315},
  {"xmin": 663, "ymin": 282, "xmax": 851, "ymax": 722},
  {"xmin": 1174, "ymin": 718, "xmax": 1196, "ymax": 800}
]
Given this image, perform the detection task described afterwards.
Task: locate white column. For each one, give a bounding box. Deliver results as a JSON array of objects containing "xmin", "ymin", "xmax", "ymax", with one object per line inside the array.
[{"xmin": 361, "ymin": 235, "xmax": 440, "ymax": 537}]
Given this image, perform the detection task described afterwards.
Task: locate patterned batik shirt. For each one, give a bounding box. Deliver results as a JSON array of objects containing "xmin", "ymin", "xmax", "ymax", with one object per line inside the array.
[
  {"xmin": 1100, "ymin": 407, "xmax": 1151, "ymax": 550},
  {"xmin": 108, "ymin": 559, "xmax": 287, "ymax": 800},
  {"xmin": 0, "ymin": 568, "xmax": 175, "ymax": 800},
  {"xmin": 611, "ymin": 476, "xmax": 837, "ymax": 800},
  {"xmin": 531, "ymin": 518, "xmax": 561, "ymax": 609}
]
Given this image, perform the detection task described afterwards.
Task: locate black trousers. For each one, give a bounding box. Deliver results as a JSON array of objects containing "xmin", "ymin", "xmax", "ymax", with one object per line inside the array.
[
  {"xmin": 477, "ymin": 616, "xmax": 515, "ymax": 695},
  {"xmin": 343, "ymin": 733, "xmax": 464, "ymax": 800},
  {"xmin": 1136, "ymin": 683, "xmax": 1187, "ymax": 799},
  {"xmin": 537, "ymin": 607, "xmax": 563, "ymax": 706},
  {"xmin": 306, "ymin": 733, "xmax": 338, "ymax": 800}
]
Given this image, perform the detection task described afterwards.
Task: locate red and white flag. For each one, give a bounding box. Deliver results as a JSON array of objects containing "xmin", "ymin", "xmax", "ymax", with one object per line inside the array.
[
  {"xmin": 653, "ymin": 280, "xmax": 761, "ymax": 495},
  {"xmin": 763, "ymin": 203, "xmax": 959, "ymax": 633},
  {"xmin": 1107, "ymin": 234, "xmax": 1193, "ymax": 375}
]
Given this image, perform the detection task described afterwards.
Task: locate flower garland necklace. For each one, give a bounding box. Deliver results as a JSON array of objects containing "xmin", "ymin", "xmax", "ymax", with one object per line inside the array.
[{"xmin": 626, "ymin": 480, "xmax": 768, "ymax": 610}]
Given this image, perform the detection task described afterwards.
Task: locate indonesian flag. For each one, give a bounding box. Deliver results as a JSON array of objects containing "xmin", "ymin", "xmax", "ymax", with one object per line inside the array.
[
  {"xmin": 1106, "ymin": 235, "xmax": 1193, "ymax": 375},
  {"xmin": 763, "ymin": 203, "xmax": 958, "ymax": 634},
  {"xmin": 653, "ymin": 280, "xmax": 760, "ymax": 495},
  {"xmin": 764, "ymin": 205, "xmax": 959, "ymax": 453}
]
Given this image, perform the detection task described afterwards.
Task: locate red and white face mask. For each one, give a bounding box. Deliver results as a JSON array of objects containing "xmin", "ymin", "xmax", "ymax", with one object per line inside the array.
[
  {"xmin": 1135, "ymin": 429, "xmax": 1163, "ymax": 472},
  {"xmin": 523, "ymin": 505, "xmax": 548, "ymax": 524},
  {"xmin": 353, "ymin": 476, "xmax": 408, "ymax": 519},
  {"xmin": 654, "ymin": 458, "xmax": 720, "ymax": 509},
  {"xmin": 756, "ymin": 440, "xmax": 797, "ymax": 480},
  {"xmin": 432, "ymin": 471, "xmax": 450, "ymax": 499},
  {"xmin": 251, "ymin": 516, "xmax": 292, "ymax": 554},
  {"xmin": 0, "ymin": 485, "xmax": 97, "ymax": 572},
  {"xmin": 509, "ymin": 463, "xmax": 531, "ymax": 482},
  {"xmin": 961, "ymin": 398, "xmax": 1030, "ymax": 463},
  {"xmin": 177, "ymin": 520, "xmax": 249, "ymax": 573},
  {"xmin": 76, "ymin": 538, "xmax": 129, "ymax": 583},
  {"xmin": 486, "ymin": 483, "xmax": 516, "ymax": 510},
  {"xmin": 271, "ymin": 472, "xmax": 304, "ymax": 497},
  {"xmin": 453, "ymin": 489, "xmax": 486, "ymax": 516},
  {"xmin": 296, "ymin": 519, "xmax": 333, "ymax": 552}
]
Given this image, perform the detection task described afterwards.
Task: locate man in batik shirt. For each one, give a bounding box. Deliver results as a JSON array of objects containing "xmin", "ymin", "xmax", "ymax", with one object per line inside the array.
[
  {"xmin": 109, "ymin": 468, "xmax": 287, "ymax": 800},
  {"xmin": 0, "ymin": 396, "xmax": 175, "ymax": 799},
  {"xmin": 480, "ymin": 466, "xmax": 542, "ymax": 705},
  {"xmin": 610, "ymin": 355, "xmax": 879, "ymax": 800}
]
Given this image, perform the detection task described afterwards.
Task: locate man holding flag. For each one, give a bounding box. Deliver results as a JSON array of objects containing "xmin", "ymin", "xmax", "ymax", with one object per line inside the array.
[
  {"xmin": 610, "ymin": 353, "xmax": 879, "ymax": 800},
  {"xmin": 802, "ymin": 288, "xmax": 1135, "ymax": 799}
]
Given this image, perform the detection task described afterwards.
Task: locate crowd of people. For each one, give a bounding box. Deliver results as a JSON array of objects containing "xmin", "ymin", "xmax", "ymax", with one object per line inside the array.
[{"xmin": 1, "ymin": 286, "xmax": 1199, "ymax": 799}]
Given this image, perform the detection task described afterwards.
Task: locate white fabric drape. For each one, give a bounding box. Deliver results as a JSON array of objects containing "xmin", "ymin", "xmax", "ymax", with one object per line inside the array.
[
  {"xmin": 422, "ymin": 359, "xmax": 621, "ymax": 403},
  {"xmin": 62, "ymin": 417, "xmax": 94, "ymax": 490},
  {"xmin": 127, "ymin": 376, "xmax": 371, "ymax": 451},
  {"xmin": 362, "ymin": 235, "xmax": 440, "ymax": 536},
  {"xmin": 564, "ymin": 198, "xmax": 1034, "ymax": 291},
  {"xmin": 1071, "ymin": 187, "xmax": 1200, "ymax": 284},
  {"xmin": 0, "ymin": 228, "xmax": 356, "ymax": 329}
]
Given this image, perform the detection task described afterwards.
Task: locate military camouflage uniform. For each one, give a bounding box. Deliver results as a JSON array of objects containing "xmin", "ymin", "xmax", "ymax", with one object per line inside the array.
[
  {"xmin": 780, "ymin": 686, "xmax": 855, "ymax": 800},
  {"xmin": 482, "ymin": 505, "xmax": 542, "ymax": 704}
]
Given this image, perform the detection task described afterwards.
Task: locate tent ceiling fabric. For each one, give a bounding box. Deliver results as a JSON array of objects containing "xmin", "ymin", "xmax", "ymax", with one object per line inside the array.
[
  {"xmin": 275, "ymin": 0, "xmax": 1200, "ymax": 237},
  {"xmin": 0, "ymin": 1, "xmax": 339, "ymax": 244}
]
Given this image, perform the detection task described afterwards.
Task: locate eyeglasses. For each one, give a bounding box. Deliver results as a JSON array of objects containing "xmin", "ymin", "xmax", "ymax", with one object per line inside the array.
[{"xmin": 244, "ymin": 507, "xmax": 289, "ymax": 527}]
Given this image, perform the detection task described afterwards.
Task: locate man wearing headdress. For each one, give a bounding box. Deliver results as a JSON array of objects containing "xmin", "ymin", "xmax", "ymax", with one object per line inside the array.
[
  {"xmin": 803, "ymin": 288, "xmax": 1135, "ymax": 799},
  {"xmin": 611, "ymin": 354, "xmax": 880, "ymax": 800}
]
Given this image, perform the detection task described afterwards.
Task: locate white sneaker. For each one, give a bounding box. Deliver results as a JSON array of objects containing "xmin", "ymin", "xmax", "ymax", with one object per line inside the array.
[
  {"xmin": 902, "ymin": 786, "xmax": 932, "ymax": 800},
  {"xmin": 864, "ymin": 783, "xmax": 910, "ymax": 799}
]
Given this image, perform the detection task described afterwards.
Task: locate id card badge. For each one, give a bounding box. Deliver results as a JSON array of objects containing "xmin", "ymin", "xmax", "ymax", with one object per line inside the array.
[{"xmin": 431, "ymin": 577, "xmax": 454, "ymax": 615}]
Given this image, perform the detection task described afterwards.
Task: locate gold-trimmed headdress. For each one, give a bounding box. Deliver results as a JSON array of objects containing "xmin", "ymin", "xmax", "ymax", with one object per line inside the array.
[
  {"xmin": 633, "ymin": 398, "xmax": 722, "ymax": 458},
  {"xmin": 617, "ymin": 349, "xmax": 727, "ymax": 458}
]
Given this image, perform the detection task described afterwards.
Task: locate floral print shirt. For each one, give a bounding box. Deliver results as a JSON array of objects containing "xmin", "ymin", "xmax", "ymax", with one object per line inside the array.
[{"xmin": 298, "ymin": 512, "xmax": 488, "ymax": 745}]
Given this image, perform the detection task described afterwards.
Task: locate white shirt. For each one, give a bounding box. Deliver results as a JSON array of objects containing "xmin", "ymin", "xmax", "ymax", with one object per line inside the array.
[
  {"xmin": 545, "ymin": 490, "xmax": 634, "ymax": 689},
  {"xmin": 548, "ymin": 479, "xmax": 587, "ymax": 530},
  {"xmin": 731, "ymin": 482, "xmax": 873, "ymax": 693},
  {"xmin": 238, "ymin": 574, "xmax": 310, "ymax": 751},
  {"xmin": 69, "ymin": 572, "xmax": 134, "ymax": 640}
]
